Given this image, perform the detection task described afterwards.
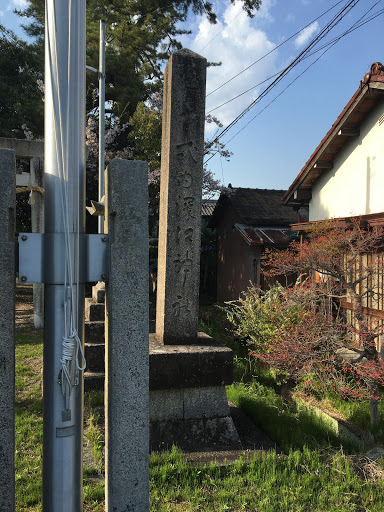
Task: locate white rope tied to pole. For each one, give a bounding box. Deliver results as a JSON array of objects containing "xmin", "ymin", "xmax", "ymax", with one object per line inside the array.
[
  {"xmin": 60, "ymin": 330, "xmax": 86, "ymax": 392},
  {"xmin": 46, "ymin": 0, "xmax": 86, "ymax": 403}
]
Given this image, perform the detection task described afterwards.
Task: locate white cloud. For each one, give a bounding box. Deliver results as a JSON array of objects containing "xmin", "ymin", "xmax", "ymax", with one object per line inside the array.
[
  {"xmin": 294, "ymin": 21, "xmax": 319, "ymax": 48},
  {"xmin": 285, "ymin": 13, "xmax": 295, "ymax": 23},
  {"xmin": 7, "ymin": 0, "xmax": 28, "ymax": 10},
  {"xmin": 181, "ymin": 0, "xmax": 278, "ymax": 134},
  {"xmin": 0, "ymin": 10, "xmax": 4, "ymax": 17}
]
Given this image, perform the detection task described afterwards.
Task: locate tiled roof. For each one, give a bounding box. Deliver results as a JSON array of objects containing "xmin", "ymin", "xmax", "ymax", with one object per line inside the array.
[{"xmin": 216, "ymin": 188, "xmax": 301, "ymax": 227}]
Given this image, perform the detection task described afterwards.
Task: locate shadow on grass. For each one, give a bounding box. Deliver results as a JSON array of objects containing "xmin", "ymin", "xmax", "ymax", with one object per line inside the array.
[
  {"xmin": 16, "ymin": 328, "xmax": 44, "ymax": 346},
  {"xmin": 15, "ymin": 397, "xmax": 43, "ymax": 412},
  {"xmin": 227, "ymin": 383, "xmax": 363, "ymax": 454}
]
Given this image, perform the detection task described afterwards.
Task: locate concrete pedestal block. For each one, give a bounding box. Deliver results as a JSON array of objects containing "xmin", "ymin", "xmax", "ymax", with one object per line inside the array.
[
  {"xmin": 150, "ymin": 417, "xmax": 240, "ymax": 451},
  {"xmin": 149, "ymin": 332, "xmax": 233, "ymax": 389},
  {"xmin": 149, "ymin": 332, "xmax": 239, "ymax": 450}
]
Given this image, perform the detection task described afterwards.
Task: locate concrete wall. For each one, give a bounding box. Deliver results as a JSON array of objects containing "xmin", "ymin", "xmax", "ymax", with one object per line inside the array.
[
  {"xmin": 0, "ymin": 137, "xmax": 44, "ymax": 158},
  {"xmin": 310, "ymin": 98, "xmax": 384, "ymax": 221}
]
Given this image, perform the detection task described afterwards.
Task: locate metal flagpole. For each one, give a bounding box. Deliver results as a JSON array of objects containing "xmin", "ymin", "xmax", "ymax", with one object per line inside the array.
[
  {"xmin": 43, "ymin": 1, "xmax": 86, "ymax": 510},
  {"xmin": 98, "ymin": 20, "xmax": 106, "ymax": 234}
]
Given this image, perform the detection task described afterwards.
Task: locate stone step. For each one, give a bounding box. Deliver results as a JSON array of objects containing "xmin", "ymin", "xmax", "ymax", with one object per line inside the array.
[
  {"xmin": 92, "ymin": 282, "xmax": 106, "ymax": 303},
  {"xmin": 85, "ymin": 298, "xmax": 105, "ymax": 322},
  {"xmin": 85, "ymin": 321, "xmax": 105, "ymax": 343},
  {"xmin": 84, "ymin": 342, "xmax": 105, "ymax": 372},
  {"xmin": 84, "ymin": 371, "xmax": 104, "ymax": 392}
]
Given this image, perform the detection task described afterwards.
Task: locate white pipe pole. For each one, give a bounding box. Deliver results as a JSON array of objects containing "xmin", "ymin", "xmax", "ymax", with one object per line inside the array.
[
  {"xmin": 44, "ymin": 1, "xmax": 86, "ymax": 510},
  {"xmin": 98, "ymin": 20, "xmax": 106, "ymax": 234}
]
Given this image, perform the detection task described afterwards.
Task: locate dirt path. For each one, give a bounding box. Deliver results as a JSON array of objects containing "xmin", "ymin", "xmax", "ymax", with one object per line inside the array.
[{"xmin": 16, "ymin": 284, "xmax": 34, "ymax": 327}]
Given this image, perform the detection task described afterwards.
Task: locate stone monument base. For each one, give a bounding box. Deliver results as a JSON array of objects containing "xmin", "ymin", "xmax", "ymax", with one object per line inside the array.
[
  {"xmin": 149, "ymin": 333, "xmax": 241, "ymax": 451},
  {"xmin": 85, "ymin": 323, "xmax": 240, "ymax": 450}
]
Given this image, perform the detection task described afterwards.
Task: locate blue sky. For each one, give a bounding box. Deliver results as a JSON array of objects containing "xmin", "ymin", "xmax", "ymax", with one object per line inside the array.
[
  {"xmin": 2, "ymin": 0, "xmax": 384, "ymax": 194},
  {"xmin": 178, "ymin": 0, "xmax": 384, "ymax": 192},
  {"xmin": 0, "ymin": 0, "xmax": 29, "ymax": 34}
]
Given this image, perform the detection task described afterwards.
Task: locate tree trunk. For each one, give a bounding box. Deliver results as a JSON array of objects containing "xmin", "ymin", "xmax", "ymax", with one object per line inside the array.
[
  {"xmin": 370, "ymin": 396, "xmax": 380, "ymax": 427},
  {"xmin": 352, "ymin": 300, "xmax": 381, "ymax": 427}
]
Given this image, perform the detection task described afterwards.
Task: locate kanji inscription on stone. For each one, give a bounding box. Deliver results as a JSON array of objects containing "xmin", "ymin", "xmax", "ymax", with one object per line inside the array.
[{"xmin": 156, "ymin": 49, "xmax": 206, "ymax": 345}]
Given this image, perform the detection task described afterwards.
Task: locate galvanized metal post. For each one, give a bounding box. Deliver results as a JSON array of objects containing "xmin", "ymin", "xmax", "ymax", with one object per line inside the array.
[
  {"xmin": 43, "ymin": 1, "xmax": 86, "ymax": 510},
  {"xmin": 98, "ymin": 20, "xmax": 106, "ymax": 234}
]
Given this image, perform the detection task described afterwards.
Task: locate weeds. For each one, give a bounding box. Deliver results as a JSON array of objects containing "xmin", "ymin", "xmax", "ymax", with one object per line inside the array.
[
  {"xmin": 14, "ymin": 299, "xmax": 384, "ymax": 510},
  {"xmin": 150, "ymin": 446, "xmax": 384, "ymax": 511},
  {"xmin": 14, "ymin": 327, "xmax": 43, "ymax": 511},
  {"xmin": 14, "ymin": 325, "xmax": 105, "ymax": 511},
  {"xmin": 85, "ymin": 410, "xmax": 105, "ymax": 471},
  {"xmin": 227, "ymin": 382, "xmax": 363, "ymax": 453}
]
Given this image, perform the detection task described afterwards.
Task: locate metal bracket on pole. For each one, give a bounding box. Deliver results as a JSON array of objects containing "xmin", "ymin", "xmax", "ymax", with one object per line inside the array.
[{"xmin": 19, "ymin": 233, "xmax": 109, "ymax": 284}]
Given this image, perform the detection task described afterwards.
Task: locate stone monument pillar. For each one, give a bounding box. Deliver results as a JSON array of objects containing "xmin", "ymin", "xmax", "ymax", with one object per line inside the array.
[
  {"xmin": 156, "ymin": 49, "xmax": 206, "ymax": 345},
  {"xmin": 150, "ymin": 50, "xmax": 240, "ymax": 451}
]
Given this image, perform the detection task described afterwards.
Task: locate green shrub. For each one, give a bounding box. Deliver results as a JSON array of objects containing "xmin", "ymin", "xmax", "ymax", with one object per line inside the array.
[{"xmin": 226, "ymin": 284, "xmax": 305, "ymax": 351}]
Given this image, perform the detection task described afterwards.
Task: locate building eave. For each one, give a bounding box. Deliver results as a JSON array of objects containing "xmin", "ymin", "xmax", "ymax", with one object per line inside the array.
[
  {"xmin": 289, "ymin": 211, "xmax": 384, "ymax": 231},
  {"xmin": 283, "ymin": 73, "xmax": 384, "ymax": 207}
]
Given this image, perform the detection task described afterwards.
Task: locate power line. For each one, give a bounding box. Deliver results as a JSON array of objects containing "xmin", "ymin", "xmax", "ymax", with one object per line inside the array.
[
  {"xmin": 207, "ymin": 72, "xmax": 281, "ymax": 114},
  {"xmin": 304, "ymin": 3, "xmax": 383, "ymax": 56},
  {"xmin": 198, "ymin": 6, "xmax": 245, "ymax": 53},
  {"xmin": 206, "ymin": 4, "xmax": 384, "ymax": 115},
  {"xmin": 204, "ymin": 2, "xmax": 383, "ymax": 165},
  {"xmin": 206, "ymin": 0, "xmax": 346, "ymax": 97},
  {"xmin": 205, "ymin": 0, "xmax": 360, "ymax": 155}
]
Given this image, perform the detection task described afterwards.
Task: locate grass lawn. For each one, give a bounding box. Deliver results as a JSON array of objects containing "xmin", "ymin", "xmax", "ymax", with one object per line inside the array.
[
  {"xmin": 13, "ymin": 303, "xmax": 384, "ymax": 511},
  {"xmin": 150, "ymin": 446, "xmax": 384, "ymax": 511}
]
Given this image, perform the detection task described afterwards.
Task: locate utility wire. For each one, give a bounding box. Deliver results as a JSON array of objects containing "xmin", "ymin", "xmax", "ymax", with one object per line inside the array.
[
  {"xmin": 205, "ymin": 0, "xmax": 360, "ymax": 154},
  {"xmin": 198, "ymin": 6, "xmax": 245, "ymax": 52},
  {"xmin": 207, "ymin": 72, "xmax": 281, "ymax": 114},
  {"xmin": 304, "ymin": 3, "xmax": 383, "ymax": 57},
  {"xmin": 204, "ymin": 0, "xmax": 382, "ymax": 165},
  {"xmin": 207, "ymin": 4, "xmax": 383, "ymax": 115},
  {"xmin": 206, "ymin": 0, "xmax": 346, "ymax": 97}
]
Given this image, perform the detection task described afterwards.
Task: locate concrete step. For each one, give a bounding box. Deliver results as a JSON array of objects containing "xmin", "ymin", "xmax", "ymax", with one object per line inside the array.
[
  {"xmin": 85, "ymin": 298, "xmax": 105, "ymax": 322},
  {"xmin": 85, "ymin": 321, "xmax": 105, "ymax": 343},
  {"xmin": 84, "ymin": 342, "xmax": 105, "ymax": 372},
  {"xmin": 84, "ymin": 371, "xmax": 104, "ymax": 392},
  {"xmin": 92, "ymin": 282, "xmax": 105, "ymax": 303}
]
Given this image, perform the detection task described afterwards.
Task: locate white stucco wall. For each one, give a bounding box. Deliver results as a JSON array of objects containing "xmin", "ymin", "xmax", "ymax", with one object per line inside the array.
[{"xmin": 309, "ymin": 97, "xmax": 384, "ymax": 222}]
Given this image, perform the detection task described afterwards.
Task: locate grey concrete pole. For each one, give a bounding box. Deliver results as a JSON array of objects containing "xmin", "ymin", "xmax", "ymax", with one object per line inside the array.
[
  {"xmin": 0, "ymin": 149, "xmax": 15, "ymax": 512},
  {"xmin": 43, "ymin": 1, "xmax": 86, "ymax": 510},
  {"xmin": 30, "ymin": 157, "xmax": 44, "ymax": 328},
  {"xmin": 98, "ymin": 20, "xmax": 106, "ymax": 234},
  {"xmin": 104, "ymin": 159, "xmax": 149, "ymax": 512}
]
